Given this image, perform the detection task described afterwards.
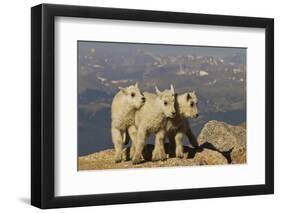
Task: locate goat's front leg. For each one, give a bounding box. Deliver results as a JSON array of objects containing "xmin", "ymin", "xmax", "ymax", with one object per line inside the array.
[
  {"xmin": 128, "ymin": 125, "xmax": 137, "ymax": 159},
  {"xmin": 132, "ymin": 128, "xmax": 147, "ymax": 164},
  {"xmin": 175, "ymin": 131, "xmax": 184, "ymax": 158},
  {"xmin": 152, "ymin": 130, "xmax": 167, "ymax": 161},
  {"xmin": 168, "ymin": 132, "xmax": 176, "ymax": 157},
  {"xmin": 186, "ymin": 119, "xmax": 199, "ymax": 147},
  {"xmin": 111, "ymin": 127, "xmax": 124, "ymax": 163}
]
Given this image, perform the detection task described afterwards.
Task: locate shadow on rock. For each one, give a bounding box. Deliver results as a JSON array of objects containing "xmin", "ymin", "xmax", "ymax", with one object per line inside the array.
[{"xmin": 127, "ymin": 142, "xmax": 232, "ymax": 164}]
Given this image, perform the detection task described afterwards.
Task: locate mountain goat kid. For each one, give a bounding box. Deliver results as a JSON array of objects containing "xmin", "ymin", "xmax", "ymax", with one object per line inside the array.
[
  {"xmin": 166, "ymin": 91, "xmax": 199, "ymax": 158},
  {"xmin": 111, "ymin": 83, "xmax": 145, "ymax": 163},
  {"xmin": 132, "ymin": 85, "xmax": 176, "ymax": 164}
]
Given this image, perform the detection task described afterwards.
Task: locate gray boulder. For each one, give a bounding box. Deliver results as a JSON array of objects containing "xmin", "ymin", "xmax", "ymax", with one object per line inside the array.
[{"xmin": 197, "ymin": 120, "xmax": 246, "ymax": 164}]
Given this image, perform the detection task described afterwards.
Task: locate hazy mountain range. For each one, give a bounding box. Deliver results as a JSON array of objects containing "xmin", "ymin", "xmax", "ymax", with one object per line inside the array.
[{"xmin": 78, "ymin": 41, "xmax": 246, "ymax": 156}]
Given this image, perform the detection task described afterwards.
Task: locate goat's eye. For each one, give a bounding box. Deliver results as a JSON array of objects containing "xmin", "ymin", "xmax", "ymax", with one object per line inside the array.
[
  {"xmin": 190, "ymin": 102, "xmax": 194, "ymax": 107},
  {"xmin": 131, "ymin": 93, "xmax": 135, "ymax": 98},
  {"xmin": 164, "ymin": 101, "xmax": 168, "ymax": 106}
]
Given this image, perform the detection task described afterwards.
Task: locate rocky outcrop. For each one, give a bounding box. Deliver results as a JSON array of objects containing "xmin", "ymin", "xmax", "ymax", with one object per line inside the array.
[
  {"xmin": 197, "ymin": 120, "xmax": 246, "ymax": 164},
  {"xmin": 79, "ymin": 120, "xmax": 246, "ymax": 170}
]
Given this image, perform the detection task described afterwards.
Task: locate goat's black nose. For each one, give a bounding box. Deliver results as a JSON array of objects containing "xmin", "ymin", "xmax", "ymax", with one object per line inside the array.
[
  {"xmin": 172, "ymin": 112, "xmax": 176, "ymax": 116},
  {"xmin": 195, "ymin": 113, "xmax": 199, "ymax": 118},
  {"xmin": 141, "ymin": 97, "xmax": 146, "ymax": 102}
]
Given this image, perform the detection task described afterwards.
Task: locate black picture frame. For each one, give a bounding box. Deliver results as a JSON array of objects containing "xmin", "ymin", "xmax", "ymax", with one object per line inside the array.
[{"xmin": 31, "ymin": 3, "xmax": 274, "ymax": 209}]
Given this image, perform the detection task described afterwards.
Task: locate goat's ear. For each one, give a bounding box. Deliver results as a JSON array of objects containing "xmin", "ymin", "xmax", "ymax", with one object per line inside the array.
[
  {"xmin": 118, "ymin": 87, "xmax": 127, "ymax": 94},
  {"xmin": 170, "ymin": 84, "xmax": 175, "ymax": 94},
  {"xmin": 135, "ymin": 82, "xmax": 138, "ymax": 88},
  {"xmin": 155, "ymin": 86, "xmax": 161, "ymax": 96},
  {"xmin": 187, "ymin": 93, "xmax": 191, "ymax": 100}
]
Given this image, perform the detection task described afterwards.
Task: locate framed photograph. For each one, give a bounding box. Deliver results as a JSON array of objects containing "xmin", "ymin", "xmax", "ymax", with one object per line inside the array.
[{"xmin": 31, "ymin": 3, "xmax": 274, "ymax": 209}]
